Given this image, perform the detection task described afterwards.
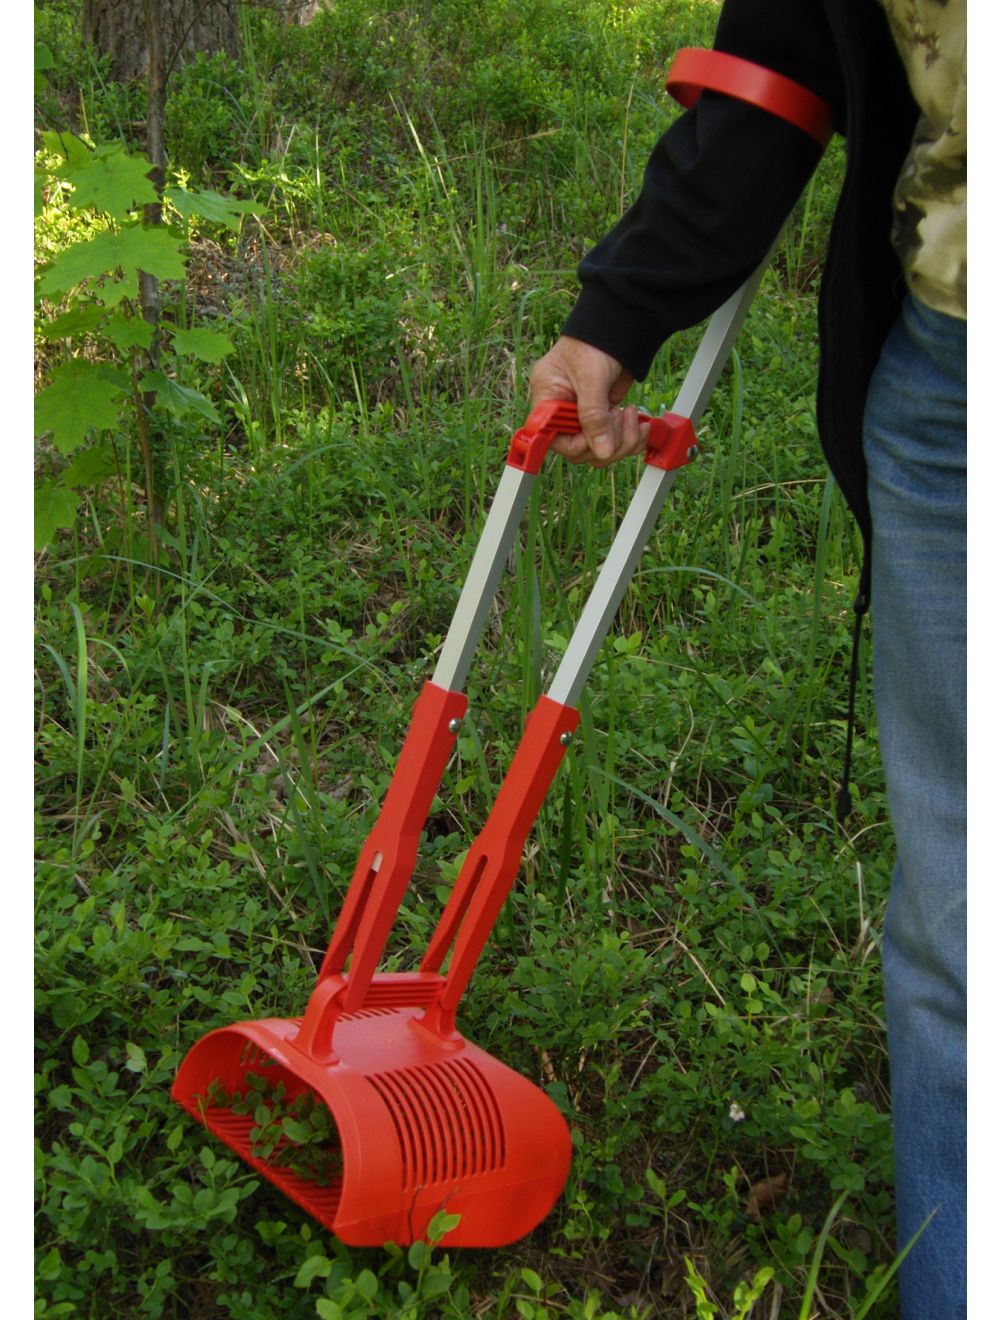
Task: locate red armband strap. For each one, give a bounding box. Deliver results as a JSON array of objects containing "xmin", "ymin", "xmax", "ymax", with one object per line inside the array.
[{"xmin": 666, "ymin": 47, "xmax": 833, "ymax": 147}]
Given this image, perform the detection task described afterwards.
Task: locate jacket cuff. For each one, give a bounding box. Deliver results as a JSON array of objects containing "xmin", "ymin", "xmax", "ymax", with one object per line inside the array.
[{"xmin": 561, "ymin": 283, "xmax": 668, "ymax": 382}]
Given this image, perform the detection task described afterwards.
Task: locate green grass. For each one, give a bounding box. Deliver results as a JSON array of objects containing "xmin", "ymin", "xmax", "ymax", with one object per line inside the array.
[{"xmin": 35, "ymin": 2, "xmax": 893, "ymax": 1316}]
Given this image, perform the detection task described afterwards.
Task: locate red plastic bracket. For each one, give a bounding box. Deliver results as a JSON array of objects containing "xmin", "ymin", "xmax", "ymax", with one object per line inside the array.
[
  {"xmin": 418, "ymin": 695, "xmax": 580, "ymax": 1038},
  {"xmin": 312, "ymin": 680, "xmax": 466, "ymax": 1001},
  {"xmin": 643, "ymin": 412, "xmax": 697, "ymax": 473},
  {"xmin": 666, "ymin": 47, "xmax": 834, "ymax": 147}
]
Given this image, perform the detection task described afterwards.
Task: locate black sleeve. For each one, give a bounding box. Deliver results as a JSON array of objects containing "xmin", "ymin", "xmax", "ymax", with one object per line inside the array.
[{"xmin": 561, "ymin": 0, "xmax": 846, "ymax": 380}]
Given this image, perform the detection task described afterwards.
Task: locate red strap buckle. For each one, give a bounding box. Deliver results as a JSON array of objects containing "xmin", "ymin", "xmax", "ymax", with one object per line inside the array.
[{"xmin": 666, "ymin": 47, "xmax": 833, "ymax": 147}]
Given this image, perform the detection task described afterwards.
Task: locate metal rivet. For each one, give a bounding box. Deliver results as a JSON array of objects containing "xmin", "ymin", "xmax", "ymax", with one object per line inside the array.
[
  {"xmin": 448, "ymin": 718, "xmax": 463, "ymax": 734},
  {"xmin": 560, "ymin": 731, "xmax": 573, "ymax": 746},
  {"xmin": 687, "ymin": 445, "xmax": 699, "ymax": 461}
]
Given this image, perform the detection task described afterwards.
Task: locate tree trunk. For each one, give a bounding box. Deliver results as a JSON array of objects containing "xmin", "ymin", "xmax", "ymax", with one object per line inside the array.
[
  {"xmin": 82, "ymin": 0, "xmax": 241, "ymax": 83},
  {"xmin": 272, "ymin": 1, "xmax": 322, "ymax": 22}
]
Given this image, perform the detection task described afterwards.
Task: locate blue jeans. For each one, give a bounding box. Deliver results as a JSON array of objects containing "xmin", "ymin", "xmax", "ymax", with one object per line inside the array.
[{"xmin": 863, "ymin": 294, "xmax": 967, "ymax": 1318}]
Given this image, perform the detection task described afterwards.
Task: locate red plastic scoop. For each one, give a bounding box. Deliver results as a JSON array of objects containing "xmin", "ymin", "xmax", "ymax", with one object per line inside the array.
[
  {"xmin": 170, "ymin": 406, "xmax": 710, "ymax": 1245},
  {"xmin": 172, "ymin": 263, "xmax": 772, "ymax": 1246},
  {"xmin": 173, "ymin": 675, "xmax": 579, "ymax": 1245}
]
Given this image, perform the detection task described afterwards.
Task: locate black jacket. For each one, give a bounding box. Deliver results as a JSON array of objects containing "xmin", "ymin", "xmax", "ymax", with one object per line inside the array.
[{"xmin": 561, "ymin": 0, "xmax": 918, "ymax": 549}]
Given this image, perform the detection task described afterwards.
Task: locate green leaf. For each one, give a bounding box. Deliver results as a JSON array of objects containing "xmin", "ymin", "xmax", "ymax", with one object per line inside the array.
[
  {"xmin": 39, "ymin": 303, "xmax": 110, "ymax": 341},
  {"xmin": 95, "ymin": 278, "xmax": 135, "ymax": 308},
  {"xmin": 280, "ymin": 1119, "xmax": 315, "ymax": 1144},
  {"xmin": 419, "ymin": 1268, "xmax": 453, "ymax": 1300},
  {"xmin": 645, "ymin": 1166, "xmax": 667, "ymax": 1200},
  {"xmin": 35, "ymin": 41, "xmax": 55, "ymax": 75},
  {"xmin": 293, "ymin": 1253, "xmax": 331, "ymax": 1289},
  {"xmin": 407, "ymin": 1241, "xmax": 430, "ymax": 1271},
  {"xmin": 35, "ymin": 360, "xmax": 129, "ymax": 453},
  {"xmin": 124, "ymin": 1042, "xmax": 147, "ymax": 1074},
  {"xmin": 64, "ymin": 144, "xmax": 158, "ymax": 216},
  {"xmin": 46, "ymin": 1083, "xmax": 74, "ymax": 1111},
  {"xmin": 355, "ymin": 1269, "xmax": 378, "ymax": 1302},
  {"xmin": 168, "ymin": 325, "xmax": 234, "ymax": 363},
  {"xmin": 40, "ymin": 224, "xmax": 186, "ymax": 296},
  {"xmin": 315, "ymin": 1301, "xmax": 343, "ymax": 1320},
  {"xmin": 166, "ymin": 186, "xmax": 259, "ymax": 230},
  {"xmin": 140, "ymin": 370, "xmax": 220, "ymax": 423},
  {"xmin": 41, "ymin": 130, "xmax": 92, "ymax": 168},
  {"xmin": 49, "ymin": 994, "xmax": 84, "ymax": 1029},
  {"xmin": 426, "ymin": 1209, "xmax": 461, "ymax": 1241},
  {"xmin": 63, "ymin": 443, "xmax": 119, "ymax": 489},
  {"xmin": 520, "ymin": 1268, "xmax": 544, "ymax": 1293},
  {"xmin": 105, "ymin": 313, "xmax": 153, "ymax": 352},
  {"xmin": 37, "ymin": 1247, "xmax": 61, "ymax": 1281},
  {"xmin": 71, "ymin": 1035, "xmax": 90, "ymax": 1066}
]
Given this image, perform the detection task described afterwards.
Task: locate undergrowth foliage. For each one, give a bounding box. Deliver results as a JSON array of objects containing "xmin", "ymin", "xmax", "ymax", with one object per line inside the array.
[
  {"xmin": 35, "ymin": 2, "xmax": 892, "ymax": 1317},
  {"xmin": 34, "ymin": 132, "xmax": 255, "ymax": 549}
]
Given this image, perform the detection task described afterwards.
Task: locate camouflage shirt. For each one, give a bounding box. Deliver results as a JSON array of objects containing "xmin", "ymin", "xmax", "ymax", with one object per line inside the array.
[{"xmin": 879, "ymin": 0, "xmax": 966, "ymax": 317}]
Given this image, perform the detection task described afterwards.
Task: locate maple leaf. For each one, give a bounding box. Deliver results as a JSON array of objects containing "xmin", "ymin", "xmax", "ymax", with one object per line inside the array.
[
  {"xmin": 140, "ymin": 370, "xmax": 220, "ymax": 423},
  {"xmin": 40, "ymin": 130, "xmax": 92, "ymax": 168},
  {"xmin": 165, "ymin": 186, "xmax": 259, "ymax": 231},
  {"xmin": 168, "ymin": 326, "xmax": 234, "ymax": 364},
  {"xmin": 63, "ymin": 144, "xmax": 158, "ymax": 216},
  {"xmin": 62, "ymin": 444, "xmax": 119, "ymax": 489},
  {"xmin": 35, "ymin": 360, "xmax": 130, "ymax": 454},
  {"xmin": 105, "ymin": 314, "xmax": 154, "ymax": 352},
  {"xmin": 38, "ymin": 302, "xmax": 110, "ymax": 342},
  {"xmin": 39, "ymin": 225, "xmax": 187, "ymax": 297},
  {"xmin": 35, "ymin": 482, "xmax": 80, "ymax": 549}
]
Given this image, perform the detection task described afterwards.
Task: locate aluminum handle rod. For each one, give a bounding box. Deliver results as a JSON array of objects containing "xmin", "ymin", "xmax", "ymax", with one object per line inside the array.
[
  {"xmin": 432, "ymin": 464, "xmax": 536, "ymax": 693},
  {"xmin": 671, "ymin": 259, "xmax": 770, "ymax": 422},
  {"xmin": 547, "ymin": 259, "xmax": 769, "ymax": 709},
  {"xmin": 546, "ymin": 467, "xmax": 678, "ymax": 707}
]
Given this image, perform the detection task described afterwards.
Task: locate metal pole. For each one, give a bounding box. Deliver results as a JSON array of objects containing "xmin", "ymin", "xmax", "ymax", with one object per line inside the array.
[
  {"xmin": 547, "ymin": 258, "xmax": 770, "ymax": 708},
  {"xmin": 431, "ymin": 464, "xmax": 536, "ymax": 693}
]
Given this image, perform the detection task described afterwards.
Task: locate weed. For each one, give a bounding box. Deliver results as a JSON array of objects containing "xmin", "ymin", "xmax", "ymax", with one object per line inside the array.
[{"xmin": 200, "ymin": 1072, "xmax": 344, "ymax": 1187}]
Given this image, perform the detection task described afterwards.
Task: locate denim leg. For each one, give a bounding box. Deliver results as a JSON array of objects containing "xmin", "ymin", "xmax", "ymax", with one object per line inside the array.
[{"xmin": 863, "ymin": 294, "xmax": 967, "ymax": 1318}]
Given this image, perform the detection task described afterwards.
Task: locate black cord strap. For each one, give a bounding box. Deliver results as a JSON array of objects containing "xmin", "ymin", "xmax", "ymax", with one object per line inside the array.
[{"xmin": 836, "ymin": 556, "xmax": 871, "ymax": 823}]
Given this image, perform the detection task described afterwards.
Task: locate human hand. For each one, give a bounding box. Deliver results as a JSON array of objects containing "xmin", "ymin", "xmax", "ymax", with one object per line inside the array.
[{"xmin": 528, "ymin": 336, "xmax": 649, "ymax": 467}]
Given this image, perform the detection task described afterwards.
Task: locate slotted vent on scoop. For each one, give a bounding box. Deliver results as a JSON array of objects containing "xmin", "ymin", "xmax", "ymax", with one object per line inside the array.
[{"xmin": 367, "ymin": 1057, "xmax": 507, "ymax": 1189}]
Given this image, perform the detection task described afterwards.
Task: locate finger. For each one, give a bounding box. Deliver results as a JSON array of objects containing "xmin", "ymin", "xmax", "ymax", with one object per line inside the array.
[
  {"xmin": 553, "ymin": 412, "xmax": 650, "ymax": 467},
  {"xmin": 551, "ymin": 432, "xmax": 589, "ymax": 461},
  {"xmin": 618, "ymin": 407, "xmax": 651, "ymax": 459},
  {"xmin": 577, "ymin": 402, "xmax": 620, "ymax": 462}
]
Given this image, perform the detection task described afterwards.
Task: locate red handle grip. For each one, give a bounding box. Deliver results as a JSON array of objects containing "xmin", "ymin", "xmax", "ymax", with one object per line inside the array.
[{"xmin": 507, "ymin": 400, "xmax": 698, "ymax": 474}]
